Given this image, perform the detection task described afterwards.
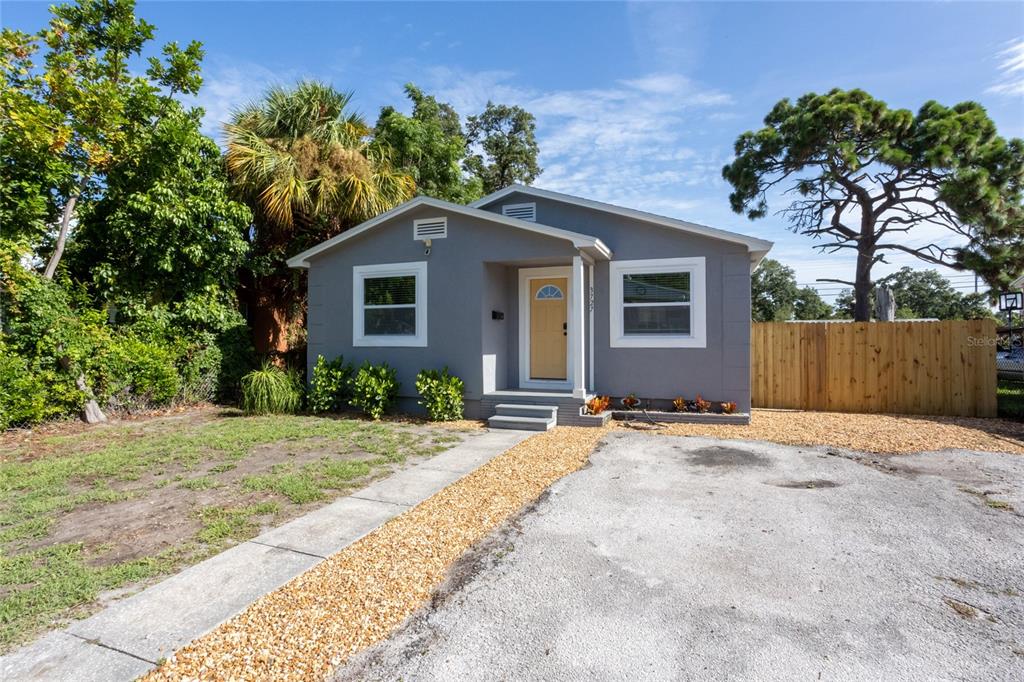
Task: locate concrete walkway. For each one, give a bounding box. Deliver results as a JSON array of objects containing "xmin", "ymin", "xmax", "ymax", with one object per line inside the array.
[{"xmin": 0, "ymin": 428, "xmax": 532, "ymax": 682}]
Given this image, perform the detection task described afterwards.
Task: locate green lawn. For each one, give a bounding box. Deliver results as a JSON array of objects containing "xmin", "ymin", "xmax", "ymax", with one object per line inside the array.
[
  {"xmin": 0, "ymin": 410, "xmax": 466, "ymax": 651},
  {"xmin": 998, "ymin": 378, "xmax": 1024, "ymax": 420}
]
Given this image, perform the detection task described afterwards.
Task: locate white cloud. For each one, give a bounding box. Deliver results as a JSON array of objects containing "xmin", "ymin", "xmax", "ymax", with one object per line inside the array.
[
  {"xmin": 987, "ymin": 37, "xmax": 1024, "ymax": 96},
  {"xmin": 423, "ymin": 67, "xmax": 735, "ymax": 220},
  {"xmin": 184, "ymin": 60, "xmax": 290, "ymax": 142}
]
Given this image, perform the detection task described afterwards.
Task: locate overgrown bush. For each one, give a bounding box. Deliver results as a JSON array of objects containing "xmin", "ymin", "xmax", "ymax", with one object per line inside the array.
[
  {"xmin": 240, "ymin": 362, "xmax": 304, "ymax": 415},
  {"xmin": 308, "ymin": 355, "xmax": 354, "ymax": 414},
  {"xmin": 415, "ymin": 367, "xmax": 464, "ymax": 421},
  {"xmin": 0, "ymin": 345, "xmax": 50, "ymax": 430},
  {"xmin": 92, "ymin": 333, "xmax": 181, "ymax": 409},
  {"xmin": 349, "ymin": 361, "xmax": 400, "ymax": 420}
]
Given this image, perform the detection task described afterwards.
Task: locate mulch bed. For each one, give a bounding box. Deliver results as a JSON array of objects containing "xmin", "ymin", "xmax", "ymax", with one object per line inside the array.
[
  {"xmin": 621, "ymin": 408, "xmax": 1024, "ymax": 455},
  {"xmin": 144, "ymin": 426, "xmax": 608, "ymax": 682}
]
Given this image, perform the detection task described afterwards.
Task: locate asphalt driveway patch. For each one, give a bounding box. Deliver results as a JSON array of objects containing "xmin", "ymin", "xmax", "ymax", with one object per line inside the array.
[
  {"xmin": 771, "ymin": 478, "xmax": 839, "ymax": 489},
  {"xmin": 686, "ymin": 445, "xmax": 771, "ymax": 468}
]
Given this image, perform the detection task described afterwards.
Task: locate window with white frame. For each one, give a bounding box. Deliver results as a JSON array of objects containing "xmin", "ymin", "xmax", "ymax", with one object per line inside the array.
[
  {"xmin": 353, "ymin": 261, "xmax": 427, "ymax": 347},
  {"xmin": 609, "ymin": 257, "xmax": 706, "ymax": 348}
]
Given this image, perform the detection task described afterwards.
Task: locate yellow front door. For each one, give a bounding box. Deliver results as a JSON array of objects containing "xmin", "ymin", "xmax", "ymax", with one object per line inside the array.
[{"xmin": 529, "ymin": 277, "xmax": 568, "ymax": 380}]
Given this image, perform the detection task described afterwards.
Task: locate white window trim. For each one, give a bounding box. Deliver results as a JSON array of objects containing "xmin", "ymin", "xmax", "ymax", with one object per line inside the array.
[
  {"xmin": 609, "ymin": 257, "xmax": 706, "ymax": 348},
  {"xmin": 353, "ymin": 261, "xmax": 428, "ymax": 347}
]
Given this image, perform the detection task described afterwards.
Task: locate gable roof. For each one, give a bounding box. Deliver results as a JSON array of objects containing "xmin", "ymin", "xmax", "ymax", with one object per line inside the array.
[
  {"xmin": 470, "ymin": 184, "xmax": 773, "ymax": 264},
  {"xmin": 286, "ymin": 196, "xmax": 612, "ymax": 268}
]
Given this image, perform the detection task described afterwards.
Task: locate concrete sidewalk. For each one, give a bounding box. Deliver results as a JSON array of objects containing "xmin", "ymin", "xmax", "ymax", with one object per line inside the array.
[{"xmin": 0, "ymin": 428, "xmax": 532, "ymax": 682}]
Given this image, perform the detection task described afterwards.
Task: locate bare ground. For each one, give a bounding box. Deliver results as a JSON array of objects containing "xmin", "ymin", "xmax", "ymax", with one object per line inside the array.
[{"xmin": 0, "ymin": 407, "xmax": 473, "ymax": 650}]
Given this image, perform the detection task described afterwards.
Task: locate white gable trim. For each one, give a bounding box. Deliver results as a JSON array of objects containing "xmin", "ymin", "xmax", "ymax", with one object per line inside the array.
[
  {"xmin": 286, "ymin": 196, "xmax": 611, "ymax": 268},
  {"xmin": 471, "ymin": 185, "xmax": 773, "ymax": 261}
]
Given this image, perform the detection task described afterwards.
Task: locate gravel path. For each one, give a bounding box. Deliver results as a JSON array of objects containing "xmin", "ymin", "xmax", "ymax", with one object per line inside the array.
[
  {"xmin": 624, "ymin": 409, "xmax": 1024, "ymax": 454},
  {"xmin": 143, "ymin": 426, "xmax": 608, "ymax": 681}
]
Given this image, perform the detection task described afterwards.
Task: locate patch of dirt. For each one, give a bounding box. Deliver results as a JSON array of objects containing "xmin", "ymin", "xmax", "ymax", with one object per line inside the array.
[
  {"xmin": 33, "ymin": 443, "xmax": 423, "ymax": 565},
  {"xmin": 945, "ymin": 597, "xmax": 980, "ymax": 619},
  {"xmin": 687, "ymin": 445, "xmax": 770, "ymax": 468},
  {"xmin": 36, "ymin": 486, "xmax": 277, "ymax": 565},
  {"xmin": 772, "ymin": 479, "xmax": 839, "ymax": 489},
  {"xmin": 14, "ymin": 411, "xmax": 460, "ymax": 567}
]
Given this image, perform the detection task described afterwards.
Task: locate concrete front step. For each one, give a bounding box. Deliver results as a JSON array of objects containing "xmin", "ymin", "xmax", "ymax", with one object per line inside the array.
[
  {"xmin": 494, "ymin": 404, "xmax": 558, "ymax": 419},
  {"xmin": 487, "ymin": 414, "xmax": 555, "ymax": 431}
]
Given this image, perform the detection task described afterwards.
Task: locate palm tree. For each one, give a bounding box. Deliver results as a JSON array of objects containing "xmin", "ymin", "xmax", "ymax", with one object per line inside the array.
[{"xmin": 225, "ymin": 81, "xmax": 414, "ymax": 353}]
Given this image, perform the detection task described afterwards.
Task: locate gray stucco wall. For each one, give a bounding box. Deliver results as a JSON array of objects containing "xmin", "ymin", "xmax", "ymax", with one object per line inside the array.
[
  {"xmin": 303, "ymin": 193, "xmax": 756, "ymax": 416},
  {"xmin": 305, "ymin": 204, "xmax": 576, "ymax": 408},
  {"xmin": 480, "ymin": 192, "xmax": 754, "ymax": 411}
]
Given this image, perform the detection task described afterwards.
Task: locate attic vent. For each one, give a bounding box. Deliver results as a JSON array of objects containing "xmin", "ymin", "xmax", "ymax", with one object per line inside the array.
[
  {"xmin": 502, "ymin": 202, "xmax": 537, "ymax": 222},
  {"xmin": 413, "ymin": 217, "xmax": 447, "ymax": 240}
]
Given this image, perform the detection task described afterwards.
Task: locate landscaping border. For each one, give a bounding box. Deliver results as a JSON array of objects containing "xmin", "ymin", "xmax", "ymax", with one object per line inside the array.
[{"xmin": 611, "ymin": 410, "xmax": 751, "ymax": 425}]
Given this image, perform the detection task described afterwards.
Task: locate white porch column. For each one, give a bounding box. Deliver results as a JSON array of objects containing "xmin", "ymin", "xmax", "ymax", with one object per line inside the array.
[
  {"xmin": 572, "ymin": 255, "xmax": 587, "ymax": 398},
  {"xmin": 588, "ymin": 261, "xmax": 594, "ymax": 389}
]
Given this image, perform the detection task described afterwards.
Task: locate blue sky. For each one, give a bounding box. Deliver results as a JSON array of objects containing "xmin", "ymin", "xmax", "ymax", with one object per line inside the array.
[{"xmin": 5, "ymin": 1, "xmax": 1023, "ymax": 301}]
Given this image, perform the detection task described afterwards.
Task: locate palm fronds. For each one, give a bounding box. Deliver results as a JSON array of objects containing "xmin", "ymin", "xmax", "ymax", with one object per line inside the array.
[{"xmin": 224, "ymin": 80, "xmax": 414, "ymax": 236}]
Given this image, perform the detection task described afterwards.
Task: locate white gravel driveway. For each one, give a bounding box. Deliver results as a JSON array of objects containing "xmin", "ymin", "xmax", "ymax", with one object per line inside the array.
[{"xmin": 335, "ymin": 432, "xmax": 1024, "ymax": 681}]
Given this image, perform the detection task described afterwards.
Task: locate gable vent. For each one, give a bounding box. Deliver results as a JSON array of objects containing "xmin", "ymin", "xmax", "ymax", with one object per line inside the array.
[
  {"xmin": 413, "ymin": 217, "xmax": 447, "ymax": 240},
  {"xmin": 502, "ymin": 202, "xmax": 537, "ymax": 222}
]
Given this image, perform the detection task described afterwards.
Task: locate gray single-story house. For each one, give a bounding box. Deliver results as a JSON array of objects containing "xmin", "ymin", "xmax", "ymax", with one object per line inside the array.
[{"xmin": 287, "ymin": 185, "xmax": 772, "ymax": 427}]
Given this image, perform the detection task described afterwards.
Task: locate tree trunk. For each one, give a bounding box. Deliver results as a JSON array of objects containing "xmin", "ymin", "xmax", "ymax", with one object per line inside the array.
[
  {"xmin": 43, "ymin": 192, "xmax": 80, "ymax": 280},
  {"xmin": 239, "ymin": 272, "xmax": 297, "ymax": 355},
  {"xmin": 250, "ymin": 296, "xmax": 292, "ymax": 354},
  {"xmin": 76, "ymin": 373, "xmax": 107, "ymax": 424},
  {"xmin": 875, "ymin": 287, "xmax": 896, "ymax": 321},
  {"xmin": 57, "ymin": 353, "xmax": 107, "ymax": 424},
  {"xmin": 853, "ymin": 247, "xmax": 874, "ymax": 322}
]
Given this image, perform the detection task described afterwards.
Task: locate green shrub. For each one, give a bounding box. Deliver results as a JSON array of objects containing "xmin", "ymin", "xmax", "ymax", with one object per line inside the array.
[
  {"xmin": 308, "ymin": 355, "xmax": 354, "ymax": 414},
  {"xmin": 349, "ymin": 361, "xmax": 400, "ymax": 420},
  {"xmin": 212, "ymin": 322, "xmax": 256, "ymax": 403},
  {"xmin": 415, "ymin": 367, "xmax": 464, "ymax": 421},
  {"xmin": 0, "ymin": 346, "xmax": 50, "ymax": 430},
  {"xmin": 240, "ymin": 362, "xmax": 303, "ymax": 415},
  {"xmin": 93, "ymin": 333, "xmax": 181, "ymax": 408}
]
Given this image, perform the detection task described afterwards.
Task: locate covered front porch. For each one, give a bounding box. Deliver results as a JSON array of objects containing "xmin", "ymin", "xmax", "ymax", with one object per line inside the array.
[{"xmin": 481, "ymin": 254, "xmax": 599, "ymax": 402}]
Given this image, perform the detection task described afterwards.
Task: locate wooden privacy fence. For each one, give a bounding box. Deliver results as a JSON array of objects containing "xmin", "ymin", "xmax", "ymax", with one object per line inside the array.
[{"xmin": 751, "ymin": 320, "xmax": 998, "ymax": 417}]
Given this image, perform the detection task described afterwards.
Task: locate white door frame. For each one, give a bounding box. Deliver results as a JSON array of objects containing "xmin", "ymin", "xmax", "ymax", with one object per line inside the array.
[{"xmin": 518, "ymin": 266, "xmax": 575, "ymax": 391}]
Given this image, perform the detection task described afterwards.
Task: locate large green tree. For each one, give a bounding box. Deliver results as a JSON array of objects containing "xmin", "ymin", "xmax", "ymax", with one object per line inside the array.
[
  {"xmin": 0, "ymin": 0, "xmax": 205, "ymax": 279},
  {"xmin": 723, "ymin": 89, "xmax": 1024, "ymax": 321},
  {"xmin": 225, "ymin": 81, "xmax": 415, "ymax": 352},
  {"xmin": 834, "ymin": 267, "xmax": 992, "ymax": 320},
  {"xmin": 374, "ymin": 83, "xmax": 482, "ymax": 203},
  {"xmin": 68, "ymin": 106, "xmax": 251, "ymax": 322},
  {"xmin": 751, "ymin": 258, "xmax": 833, "ymax": 321},
  {"xmin": 464, "ymin": 102, "xmax": 541, "ymax": 193}
]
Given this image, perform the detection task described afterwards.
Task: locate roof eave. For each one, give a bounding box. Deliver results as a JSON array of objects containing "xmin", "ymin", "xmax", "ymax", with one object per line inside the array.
[
  {"xmin": 285, "ymin": 195, "xmax": 611, "ymax": 267},
  {"xmin": 472, "ymin": 184, "xmax": 773, "ymax": 254}
]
